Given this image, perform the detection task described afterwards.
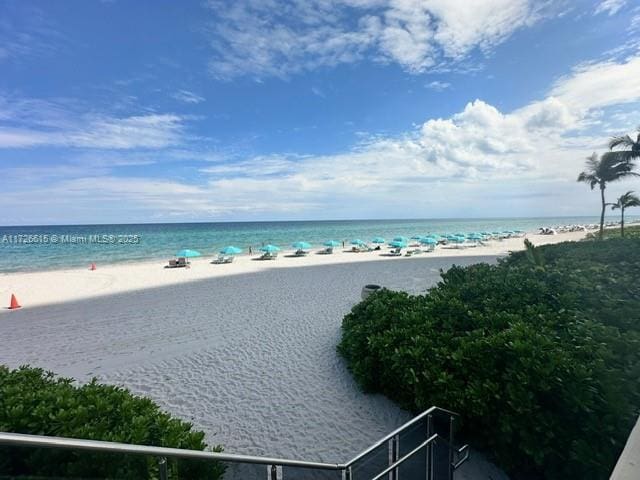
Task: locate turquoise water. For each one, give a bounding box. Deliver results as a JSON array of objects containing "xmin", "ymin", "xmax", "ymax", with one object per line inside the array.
[{"xmin": 0, "ymin": 216, "xmax": 632, "ymax": 272}]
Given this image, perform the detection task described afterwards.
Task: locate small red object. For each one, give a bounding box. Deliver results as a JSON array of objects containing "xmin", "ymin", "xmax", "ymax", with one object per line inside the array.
[
  {"xmin": 8, "ymin": 294, "xmax": 21, "ymax": 309},
  {"xmin": 90, "ymin": 263, "xmax": 96, "ymax": 271}
]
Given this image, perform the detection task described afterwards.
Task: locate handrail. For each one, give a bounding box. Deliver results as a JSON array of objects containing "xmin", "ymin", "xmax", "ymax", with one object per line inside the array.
[
  {"xmin": 369, "ymin": 434, "xmax": 438, "ymax": 480},
  {"xmin": 0, "ymin": 405, "xmax": 466, "ymax": 478},
  {"xmin": 0, "ymin": 432, "xmax": 342, "ymax": 471},
  {"xmin": 344, "ymin": 405, "xmax": 457, "ymax": 467}
]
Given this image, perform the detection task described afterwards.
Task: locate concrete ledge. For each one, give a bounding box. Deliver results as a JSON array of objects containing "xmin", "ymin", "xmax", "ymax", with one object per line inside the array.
[{"xmin": 611, "ymin": 417, "xmax": 640, "ymax": 479}]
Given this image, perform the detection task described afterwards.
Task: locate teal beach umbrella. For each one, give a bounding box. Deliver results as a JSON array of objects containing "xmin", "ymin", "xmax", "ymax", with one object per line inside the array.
[
  {"xmin": 220, "ymin": 246, "xmax": 242, "ymax": 255},
  {"xmin": 292, "ymin": 241, "xmax": 311, "ymax": 249},
  {"xmin": 420, "ymin": 237, "xmax": 437, "ymax": 245},
  {"xmin": 390, "ymin": 240, "xmax": 407, "ymax": 248},
  {"xmin": 176, "ymin": 249, "xmax": 201, "ymax": 258},
  {"xmin": 351, "ymin": 239, "xmax": 366, "ymax": 245},
  {"xmin": 393, "ymin": 236, "xmax": 409, "ymax": 243},
  {"xmin": 371, "ymin": 237, "xmax": 385, "ymax": 244},
  {"xmin": 324, "ymin": 240, "xmax": 340, "ymax": 247},
  {"xmin": 260, "ymin": 244, "xmax": 281, "ymax": 253}
]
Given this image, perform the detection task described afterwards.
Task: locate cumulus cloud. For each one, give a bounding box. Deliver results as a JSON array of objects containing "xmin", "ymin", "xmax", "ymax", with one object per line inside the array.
[{"xmin": 205, "ymin": 0, "xmax": 553, "ymax": 79}]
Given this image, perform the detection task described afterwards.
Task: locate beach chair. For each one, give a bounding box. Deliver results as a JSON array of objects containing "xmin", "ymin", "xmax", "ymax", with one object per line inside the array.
[
  {"xmin": 260, "ymin": 252, "xmax": 278, "ymax": 260},
  {"xmin": 320, "ymin": 247, "xmax": 333, "ymax": 254},
  {"xmin": 390, "ymin": 248, "xmax": 402, "ymax": 256},
  {"xmin": 166, "ymin": 259, "xmax": 178, "ymax": 268},
  {"xmin": 212, "ymin": 255, "xmax": 234, "ymax": 264},
  {"xmin": 294, "ymin": 249, "xmax": 308, "ymax": 257},
  {"xmin": 176, "ymin": 257, "xmax": 189, "ymax": 267}
]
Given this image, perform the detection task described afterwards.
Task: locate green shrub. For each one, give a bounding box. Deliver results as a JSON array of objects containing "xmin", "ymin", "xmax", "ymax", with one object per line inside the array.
[
  {"xmin": 0, "ymin": 366, "xmax": 225, "ymax": 479},
  {"xmin": 338, "ymin": 239, "xmax": 640, "ymax": 479}
]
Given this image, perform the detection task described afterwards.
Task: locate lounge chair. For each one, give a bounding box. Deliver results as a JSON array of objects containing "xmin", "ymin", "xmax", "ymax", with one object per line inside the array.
[
  {"xmin": 166, "ymin": 258, "xmax": 188, "ymax": 268},
  {"xmin": 176, "ymin": 257, "xmax": 189, "ymax": 267},
  {"xmin": 212, "ymin": 255, "xmax": 234, "ymax": 264},
  {"xmin": 318, "ymin": 247, "xmax": 333, "ymax": 255},
  {"xmin": 259, "ymin": 252, "xmax": 278, "ymax": 260},
  {"xmin": 294, "ymin": 249, "xmax": 308, "ymax": 257},
  {"xmin": 390, "ymin": 248, "xmax": 402, "ymax": 256}
]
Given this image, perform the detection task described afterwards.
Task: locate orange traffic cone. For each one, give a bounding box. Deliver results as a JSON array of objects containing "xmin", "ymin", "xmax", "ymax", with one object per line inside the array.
[
  {"xmin": 8, "ymin": 294, "xmax": 21, "ymax": 310},
  {"xmin": 90, "ymin": 263, "xmax": 96, "ymax": 271}
]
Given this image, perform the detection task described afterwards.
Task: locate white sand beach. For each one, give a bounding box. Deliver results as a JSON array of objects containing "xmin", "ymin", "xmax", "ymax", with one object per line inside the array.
[{"xmin": 0, "ymin": 231, "xmax": 586, "ymax": 310}]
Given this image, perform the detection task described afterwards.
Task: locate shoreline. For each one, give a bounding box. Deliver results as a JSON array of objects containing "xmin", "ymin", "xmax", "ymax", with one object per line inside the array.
[{"xmin": 0, "ymin": 231, "xmax": 587, "ymax": 310}]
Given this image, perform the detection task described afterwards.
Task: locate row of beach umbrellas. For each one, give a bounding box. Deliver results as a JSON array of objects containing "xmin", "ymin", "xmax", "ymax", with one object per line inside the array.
[{"xmin": 174, "ymin": 230, "xmax": 525, "ymax": 258}]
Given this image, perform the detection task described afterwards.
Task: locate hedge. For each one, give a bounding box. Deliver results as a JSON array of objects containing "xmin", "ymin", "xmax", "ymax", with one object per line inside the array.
[
  {"xmin": 0, "ymin": 366, "xmax": 225, "ymax": 479},
  {"xmin": 338, "ymin": 238, "xmax": 640, "ymax": 479}
]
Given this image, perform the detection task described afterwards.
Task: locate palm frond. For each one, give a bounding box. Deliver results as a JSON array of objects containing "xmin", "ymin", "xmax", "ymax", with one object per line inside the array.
[{"xmin": 609, "ymin": 134, "xmax": 635, "ymax": 150}]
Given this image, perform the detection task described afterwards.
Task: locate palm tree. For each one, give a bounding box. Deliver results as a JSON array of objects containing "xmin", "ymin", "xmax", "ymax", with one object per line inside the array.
[
  {"xmin": 609, "ymin": 126, "xmax": 640, "ymax": 162},
  {"xmin": 611, "ymin": 191, "xmax": 640, "ymax": 237},
  {"xmin": 577, "ymin": 152, "xmax": 639, "ymax": 239}
]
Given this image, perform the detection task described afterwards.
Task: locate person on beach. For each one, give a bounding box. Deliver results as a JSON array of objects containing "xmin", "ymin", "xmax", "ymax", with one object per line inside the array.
[{"xmin": 249, "ymin": 246, "xmax": 252, "ymax": 254}]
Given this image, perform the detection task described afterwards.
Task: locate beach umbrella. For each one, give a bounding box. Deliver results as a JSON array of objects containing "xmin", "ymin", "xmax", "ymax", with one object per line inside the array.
[
  {"xmin": 393, "ymin": 236, "xmax": 409, "ymax": 243},
  {"xmin": 260, "ymin": 244, "xmax": 281, "ymax": 253},
  {"xmin": 323, "ymin": 240, "xmax": 340, "ymax": 247},
  {"xmin": 292, "ymin": 241, "xmax": 311, "ymax": 249},
  {"xmin": 351, "ymin": 239, "xmax": 366, "ymax": 245},
  {"xmin": 371, "ymin": 237, "xmax": 385, "ymax": 244},
  {"xmin": 410, "ymin": 235, "xmax": 422, "ymax": 240},
  {"xmin": 220, "ymin": 246, "xmax": 242, "ymax": 255},
  {"xmin": 176, "ymin": 249, "xmax": 201, "ymax": 258},
  {"xmin": 420, "ymin": 237, "xmax": 437, "ymax": 245},
  {"xmin": 390, "ymin": 240, "xmax": 407, "ymax": 248}
]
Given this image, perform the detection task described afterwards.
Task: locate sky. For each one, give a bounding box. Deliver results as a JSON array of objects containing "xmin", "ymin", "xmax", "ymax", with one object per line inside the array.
[{"xmin": 1, "ymin": 0, "xmax": 640, "ymax": 225}]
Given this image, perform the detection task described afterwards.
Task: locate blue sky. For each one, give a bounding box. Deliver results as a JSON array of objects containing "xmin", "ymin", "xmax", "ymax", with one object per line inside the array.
[{"xmin": 1, "ymin": 0, "xmax": 640, "ymax": 225}]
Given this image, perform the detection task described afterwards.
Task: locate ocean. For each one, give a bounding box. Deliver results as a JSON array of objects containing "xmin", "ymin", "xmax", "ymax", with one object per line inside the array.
[{"xmin": 0, "ymin": 216, "xmax": 630, "ymax": 272}]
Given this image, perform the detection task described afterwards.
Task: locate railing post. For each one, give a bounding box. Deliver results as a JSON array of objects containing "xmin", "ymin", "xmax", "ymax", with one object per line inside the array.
[
  {"xmin": 342, "ymin": 466, "xmax": 352, "ymax": 480},
  {"xmin": 269, "ymin": 464, "xmax": 278, "ymax": 480},
  {"xmin": 388, "ymin": 434, "xmax": 399, "ymax": 480},
  {"xmin": 426, "ymin": 414, "xmax": 433, "ymax": 480},
  {"xmin": 448, "ymin": 416, "xmax": 455, "ymax": 480},
  {"xmin": 157, "ymin": 456, "xmax": 168, "ymax": 480}
]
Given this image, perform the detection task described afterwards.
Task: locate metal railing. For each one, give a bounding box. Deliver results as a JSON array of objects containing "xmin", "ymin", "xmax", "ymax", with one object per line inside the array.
[{"xmin": 0, "ymin": 406, "xmax": 469, "ymax": 479}]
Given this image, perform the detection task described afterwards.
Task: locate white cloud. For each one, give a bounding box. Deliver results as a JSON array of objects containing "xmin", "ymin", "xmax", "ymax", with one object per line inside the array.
[
  {"xmin": 0, "ymin": 94, "xmax": 187, "ymax": 149},
  {"xmin": 205, "ymin": 0, "xmax": 553, "ymax": 79},
  {"xmin": 594, "ymin": 0, "xmax": 626, "ymax": 15},
  {"xmin": 172, "ymin": 90, "xmax": 206, "ymax": 104},
  {"xmin": 425, "ymin": 80, "xmax": 451, "ymax": 91},
  {"xmin": 549, "ymin": 56, "xmax": 640, "ymax": 112}
]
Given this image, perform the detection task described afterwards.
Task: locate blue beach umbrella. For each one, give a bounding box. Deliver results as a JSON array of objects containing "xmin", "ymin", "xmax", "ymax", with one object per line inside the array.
[
  {"xmin": 420, "ymin": 237, "xmax": 437, "ymax": 245},
  {"xmin": 371, "ymin": 237, "xmax": 385, "ymax": 244},
  {"xmin": 220, "ymin": 246, "xmax": 242, "ymax": 255},
  {"xmin": 260, "ymin": 244, "xmax": 281, "ymax": 253},
  {"xmin": 292, "ymin": 241, "xmax": 312, "ymax": 249},
  {"xmin": 176, "ymin": 249, "xmax": 201, "ymax": 258},
  {"xmin": 351, "ymin": 239, "xmax": 366, "ymax": 245},
  {"xmin": 390, "ymin": 240, "xmax": 407, "ymax": 248},
  {"xmin": 324, "ymin": 240, "xmax": 340, "ymax": 247}
]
